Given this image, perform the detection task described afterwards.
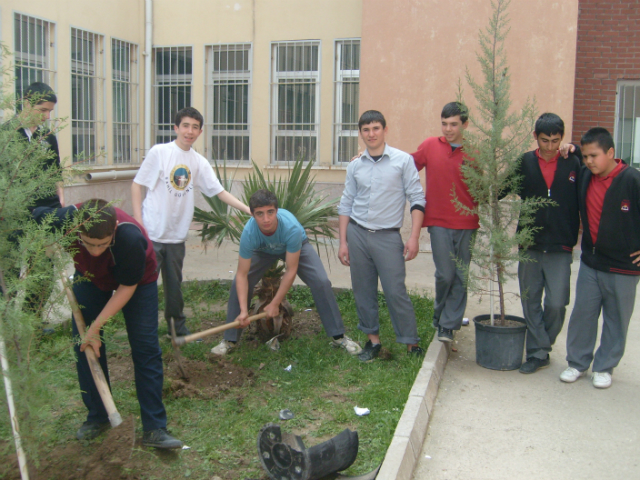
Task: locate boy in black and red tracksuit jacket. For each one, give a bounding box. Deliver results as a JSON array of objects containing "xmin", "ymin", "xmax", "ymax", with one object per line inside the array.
[
  {"xmin": 33, "ymin": 199, "xmax": 183, "ymax": 448},
  {"xmin": 560, "ymin": 127, "xmax": 640, "ymax": 389},
  {"xmin": 513, "ymin": 113, "xmax": 582, "ymax": 375}
]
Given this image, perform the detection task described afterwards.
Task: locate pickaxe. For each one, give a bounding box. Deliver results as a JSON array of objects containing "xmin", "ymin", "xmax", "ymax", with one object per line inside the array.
[
  {"xmin": 170, "ymin": 312, "xmax": 268, "ymax": 379},
  {"xmin": 60, "ymin": 271, "xmax": 123, "ymax": 428}
]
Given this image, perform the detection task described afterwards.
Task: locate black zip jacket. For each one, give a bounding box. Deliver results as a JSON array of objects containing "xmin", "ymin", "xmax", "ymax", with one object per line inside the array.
[
  {"xmin": 515, "ymin": 150, "xmax": 582, "ymax": 253},
  {"xmin": 579, "ymin": 161, "xmax": 640, "ymax": 276}
]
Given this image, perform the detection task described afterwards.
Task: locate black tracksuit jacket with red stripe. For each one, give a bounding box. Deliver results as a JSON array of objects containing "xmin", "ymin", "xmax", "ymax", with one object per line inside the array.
[
  {"xmin": 579, "ymin": 161, "xmax": 640, "ymax": 276},
  {"xmin": 515, "ymin": 150, "xmax": 582, "ymax": 254}
]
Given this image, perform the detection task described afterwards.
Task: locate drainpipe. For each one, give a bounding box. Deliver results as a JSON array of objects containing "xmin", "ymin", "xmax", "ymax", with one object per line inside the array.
[{"xmin": 143, "ymin": 0, "xmax": 153, "ymax": 158}]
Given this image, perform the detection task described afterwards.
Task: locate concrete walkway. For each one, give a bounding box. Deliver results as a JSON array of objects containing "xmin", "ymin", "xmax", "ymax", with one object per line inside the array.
[{"xmin": 180, "ymin": 233, "xmax": 640, "ymax": 479}]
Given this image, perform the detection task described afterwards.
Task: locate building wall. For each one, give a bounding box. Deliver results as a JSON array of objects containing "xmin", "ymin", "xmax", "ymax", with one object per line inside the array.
[
  {"xmin": 359, "ymin": 0, "xmax": 580, "ymax": 155},
  {"xmin": 571, "ymin": 0, "xmax": 640, "ymax": 145}
]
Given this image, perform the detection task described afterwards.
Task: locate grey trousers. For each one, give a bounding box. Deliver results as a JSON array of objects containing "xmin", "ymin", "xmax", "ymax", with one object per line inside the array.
[
  {"xmin": 347, "ymin": 222, "xmax": 419, "ymax": 345},
  {"xmin": 428, "ymin": 226, "xmax": 475, "ymax": 330},
  {"xmin": 223, "ymin": 241, "xmax": 345, "ymax": 342},
  {"xmin": 518, "ymin": 250, "xmax": 573, "ymax": 359},
  {"xmin": 566, "ymin": 261, "xmax": 639, "ymax": 374},
  {"xmin": 152, "ymin": 241, "xmax": 189, "ymax": 336}
]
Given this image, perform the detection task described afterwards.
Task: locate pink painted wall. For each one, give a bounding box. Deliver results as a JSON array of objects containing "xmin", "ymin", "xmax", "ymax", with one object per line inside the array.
[{"xmin": 359, "ymin": 0, "xmax": 580, "ymax": 153}]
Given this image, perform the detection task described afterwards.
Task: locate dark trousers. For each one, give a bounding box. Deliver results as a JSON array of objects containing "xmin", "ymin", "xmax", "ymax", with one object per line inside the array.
[
  {"xmin": 72, "ymin": 272, "xmax": 167, "ymax": 431},
  {"xmin": 518, "ymin": 250, "xmax": 573, "ymax": 359},
  {"xmin": 153, "ymin": 241, "xmax": 188, "ymax": 335}
]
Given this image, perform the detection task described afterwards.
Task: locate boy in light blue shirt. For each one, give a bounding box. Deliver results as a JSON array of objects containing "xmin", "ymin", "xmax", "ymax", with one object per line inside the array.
[{"xmin": 212, "ymin": 189, "xmax": 361, "ymax": 357}]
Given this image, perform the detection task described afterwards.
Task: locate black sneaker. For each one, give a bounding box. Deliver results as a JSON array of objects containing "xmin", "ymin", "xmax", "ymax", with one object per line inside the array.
[
  {"xmin": 76, "ymin": 421, "xmax": 110, "ymax": 440},
  {"xmin": 519, "ymin": 356, "xmax": 550, "ymax": 374},
  {"xmin": 142, "ymin": 428, "xmax": 183, "ymax": 449},
  {"xmin": 358, "ymin": 341, "xmax": 382, "ymax": 362},
  {"xmin": 408, "ymin": 345, "xmax": 425, "ymax": 356},
  {"xmin": 437, "ymin": 327, "xmax": 453, "ymax": 343}
]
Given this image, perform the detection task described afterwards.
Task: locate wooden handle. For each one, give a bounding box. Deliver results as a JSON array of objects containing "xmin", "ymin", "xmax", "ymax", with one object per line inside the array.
[
  {"xmin": 60, "ymin": 272, "xmax": 123, "ymax": 428},
  {"xmin": 174, "ymin": 312, "xmax": 269, "ymax": 346}
]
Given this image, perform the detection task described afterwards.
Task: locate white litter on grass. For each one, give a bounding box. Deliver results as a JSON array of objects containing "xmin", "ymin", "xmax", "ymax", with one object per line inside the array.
[
  {"xmin": 284, "ymin": 364, "xmax": 292, "ymax": 372},
  {"xmin": 305, "ymin": 309, "xmax": 312, "ymax": 311},
  {"xmin": 354, "ymin": 406, "xmax": 370, "ymax": 416},
  {"xmin": 462, "ymin": 317, "xmax": 469, "ymax": 326},
  {"xmin": 182, "ymin": 445, "xmax": 191, "ymax": 450}
]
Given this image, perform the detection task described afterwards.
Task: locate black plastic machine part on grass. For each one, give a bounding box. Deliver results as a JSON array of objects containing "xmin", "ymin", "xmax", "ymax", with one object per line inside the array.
[{"xmin": 257, "ymin": 423, "xmax": 380, "ymax": 480}]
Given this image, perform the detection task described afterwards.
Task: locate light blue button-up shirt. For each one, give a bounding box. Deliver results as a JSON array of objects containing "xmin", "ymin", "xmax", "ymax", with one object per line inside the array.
[{"xmin": 338, "ymin": 144, "xmax": 426, "ymax": 230}]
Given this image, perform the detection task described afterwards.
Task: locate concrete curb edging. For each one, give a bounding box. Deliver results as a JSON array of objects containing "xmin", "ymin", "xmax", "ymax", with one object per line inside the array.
[{"xmin": 375, "ymin": 340, "xmax": 450, "ymax": 480}]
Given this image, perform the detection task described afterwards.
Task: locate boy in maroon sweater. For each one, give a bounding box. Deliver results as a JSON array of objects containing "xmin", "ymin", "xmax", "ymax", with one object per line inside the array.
[
  {"xmin": 412, "ymin": 102, "xmax": 479, "ymax": 342},
  {"xmin": 560, "ymin": 128, "xmax": 640, "ymax": 389}
]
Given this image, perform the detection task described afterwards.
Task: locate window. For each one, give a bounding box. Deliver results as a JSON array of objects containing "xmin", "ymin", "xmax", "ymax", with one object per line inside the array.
[
  {"xmin": 112, "ymin": 39, "xmax": 140, "ymax": 164},
  {"xmin": 615, "ymin": 81, "xmax": 640, "ymax": 167},
  {"xmin": 14, "ymin": 13, "xmax": 56, "ymax": 102},
  {"xmin": 205, "ymin": 44, "xmax": 251, "ymax": 162},
  {"xmin": 271, "ymin": 41, "xmax": 320, "ymax": 163},
  {"xmin": 333, "ymin": 39, "xmax": 360, "ymax": 164},
  {"xmin": 153, "ymin": 46, "xmax": 192, "ymax": 146},
  {"xmin": 71, "ymin": 28, "xmax": 105, "ymax": 165}
]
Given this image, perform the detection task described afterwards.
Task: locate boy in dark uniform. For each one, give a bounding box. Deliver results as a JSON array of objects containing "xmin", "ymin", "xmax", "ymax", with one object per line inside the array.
[{"xmin": 33, "ymin": 199, "xmax": 182, "ymax": 447}]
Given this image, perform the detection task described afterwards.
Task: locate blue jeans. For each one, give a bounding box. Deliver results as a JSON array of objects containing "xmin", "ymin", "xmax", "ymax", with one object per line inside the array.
[{"xmin": 72, "ymin": 272, "xmax": 167, "ymax": 431}]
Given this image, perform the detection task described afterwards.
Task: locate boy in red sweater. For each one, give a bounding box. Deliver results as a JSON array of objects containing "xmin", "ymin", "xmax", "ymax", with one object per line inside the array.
[
  {"xmin": 560, "ymin": 128, "xmax": 640, "ymax": 389},
  {"xmin": 412, "ymin": 102, "xmax": 479, "ymax": 342}
]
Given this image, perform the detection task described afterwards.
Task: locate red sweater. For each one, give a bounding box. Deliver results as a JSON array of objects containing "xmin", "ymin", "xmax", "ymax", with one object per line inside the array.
[
  {"xmin": 586, "ymin": 159, "xmax": 625, "ymax": 245},
  {"xmin": 412, "ymin": 136, "xmax": 479, "ymax": 229}
]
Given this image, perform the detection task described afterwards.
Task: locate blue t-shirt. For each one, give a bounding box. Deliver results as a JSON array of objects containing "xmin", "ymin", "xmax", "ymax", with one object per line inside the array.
[{"xmin": 239, "ymin": 209, "xmax": 308, "ymax": 259}]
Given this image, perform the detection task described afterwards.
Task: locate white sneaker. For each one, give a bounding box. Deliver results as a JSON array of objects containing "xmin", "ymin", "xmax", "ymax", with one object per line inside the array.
[
  {"xmin": 592, "ymin": 372, "xmax": 612, "ymax": 389},
  {"xmin": 211, "ymin": 340, "xmax": 234, "ymax": 356},
  {"xmin": 331, "ymin": 336, "xmax": 362, "ymax": 355},
  {"xmin": 560, "ymin": 367, "xmax": 584, "ymax": 383}
]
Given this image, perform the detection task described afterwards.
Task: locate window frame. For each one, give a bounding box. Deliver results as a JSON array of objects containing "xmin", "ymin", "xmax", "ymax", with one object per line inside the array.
[
  {"xmin": 270, "ymin": 40, "xmax": 321, "ymax": 165},
  {"xmin": 152, "ymin": 45, "xmax": 193, "ymax": 148},
  {"xmin": 70, "ymin": 27, "xmax": 106, "ymax": 165},
  {"xmin": 614, "ymin": 80, "xmax": 640, "ymax": 168},
  {"xmin": 204, "ymin": 43, "xmax": 252, "ymax": 163},
  {"xmin": 111, "ymin": 38, "xmax": 140, "ymax": 164},
  {"xmin": 333, "ymin": 38, "xmax": 360, "ymax": 165}
]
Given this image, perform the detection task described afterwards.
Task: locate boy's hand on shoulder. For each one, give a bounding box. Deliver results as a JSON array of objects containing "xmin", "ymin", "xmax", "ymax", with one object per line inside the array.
[
  {"xmin": 350, "ymin": 151, "xmax": 363, "ymax": 162},
  {"xmin": 559, "ymin": 143, "xmax": 576, "ymax": 159},
  {"xmin": 631, "ymin": 250, "xmax": 640, "ymax": 265}
]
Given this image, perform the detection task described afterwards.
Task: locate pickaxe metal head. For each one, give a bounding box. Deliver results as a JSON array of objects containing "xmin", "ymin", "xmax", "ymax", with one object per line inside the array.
[{"xmin": 170, "ymin": 318, "xmax": 189, "ymax": 380}]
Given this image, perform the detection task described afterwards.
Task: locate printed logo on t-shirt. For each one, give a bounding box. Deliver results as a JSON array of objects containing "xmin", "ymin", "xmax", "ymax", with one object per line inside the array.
[
  {"xmin": 568, "ymin": 171, "xmax": 576, "ymax": 183},
  {"xmin": 621, "ymin": 200, "xmax": 630, "ymax": 212},
  {"xmin": 170, "ymin": 165, "xmax": 192, "ymax": 190}
]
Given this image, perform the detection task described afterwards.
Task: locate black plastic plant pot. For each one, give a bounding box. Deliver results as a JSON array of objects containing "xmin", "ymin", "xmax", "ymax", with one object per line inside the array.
[{"xmin": 473, "ymin": 314, "xmax": 527, "ymax": 371}]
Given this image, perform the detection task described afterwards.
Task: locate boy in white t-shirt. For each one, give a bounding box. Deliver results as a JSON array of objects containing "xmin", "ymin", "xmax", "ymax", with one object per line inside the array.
[{"xmin": 132, "ymin": 107, "xmax": 250, "ymax": 336}]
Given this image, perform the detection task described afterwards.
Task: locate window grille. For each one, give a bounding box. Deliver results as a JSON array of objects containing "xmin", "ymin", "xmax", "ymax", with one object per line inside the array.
[
  {"xmin": 205, "ymin": 44, "xmax": 251, "ymax": 162},
  {"xmin": 615, "ymin": 81, "xmax": 640, "ymax": 167},
  {"xmin": 71, "ymin": 28, "xmax": 105, "ymax": 165},
  {"xmin": 333, "ymin": 39, "xmax": 360, "ymax": 164},
  {"xmin": 271, "ymin": 41, "xmax": 320, "ymax": 163},
  {"xmin": 152, "ymin": 46, "xmax": 192, "ymax": 146},
  {"xmin": 112, "ymin": 39, "xmax": 140, "ymax": 164},
  {"xmin": 14, "ymin": 13, "xmax": 56, "ymax": 103}
]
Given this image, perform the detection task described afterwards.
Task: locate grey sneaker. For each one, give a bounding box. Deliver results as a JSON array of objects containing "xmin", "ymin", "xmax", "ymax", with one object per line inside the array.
[
  {"xmin": 211, "ymin": 339, "xmax": 235, "ymax": 356},
  {"xmin": 76, "ymin": 421, "xmax": 110, "ymax": 441},
  {"xmin": 438, "ymin": 326, "xmax": 454, "ymax": 343},
  {"xmin": 142, "ymin": 428, "xmax": 183, "ymax": 449},
  {"xmin": 331, "ymin": 336, "xmax": 362, "ymax": 355},
  {"xmin": 358, "ymin": 341, "xmax": 381, "ymax": 362}
]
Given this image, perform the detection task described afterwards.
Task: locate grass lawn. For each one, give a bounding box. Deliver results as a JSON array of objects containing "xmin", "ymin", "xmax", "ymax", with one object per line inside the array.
[{"xmin": 0, "ymin": 281, "xmax": 434, "ymax": 480}]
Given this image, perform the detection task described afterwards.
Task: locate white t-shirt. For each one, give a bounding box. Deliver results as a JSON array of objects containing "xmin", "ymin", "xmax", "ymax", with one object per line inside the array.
[{"xmin": 134, "ymin": 141, "xmax": 224, "ymax": 243}]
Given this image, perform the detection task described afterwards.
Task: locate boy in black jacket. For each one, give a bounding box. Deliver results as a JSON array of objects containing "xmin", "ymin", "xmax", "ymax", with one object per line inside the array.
[
  {"xmin": 515, "ymin": 113, "xmax": 582, "ymax": 374},
  {"xmin": 560, "ymin": 128, "xmax": 640, "ymax": 389}
]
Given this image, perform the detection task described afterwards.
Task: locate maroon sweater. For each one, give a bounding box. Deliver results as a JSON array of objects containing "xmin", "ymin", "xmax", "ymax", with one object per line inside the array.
[{"xmin": 412, "ymin": 136, "xmax": 479, "ymax": 229}]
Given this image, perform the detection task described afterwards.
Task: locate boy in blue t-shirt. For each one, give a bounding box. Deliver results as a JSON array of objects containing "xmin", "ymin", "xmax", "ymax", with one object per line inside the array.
[{"xmin": 211, "ymin": 189, "xmax": 361, "ymax": 356}]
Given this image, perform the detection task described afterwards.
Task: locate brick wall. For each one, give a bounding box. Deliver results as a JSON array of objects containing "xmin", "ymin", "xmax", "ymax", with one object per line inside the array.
[{"xmin": 572, "ymin": 0, "xmax": 640, "ymax": 143}]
